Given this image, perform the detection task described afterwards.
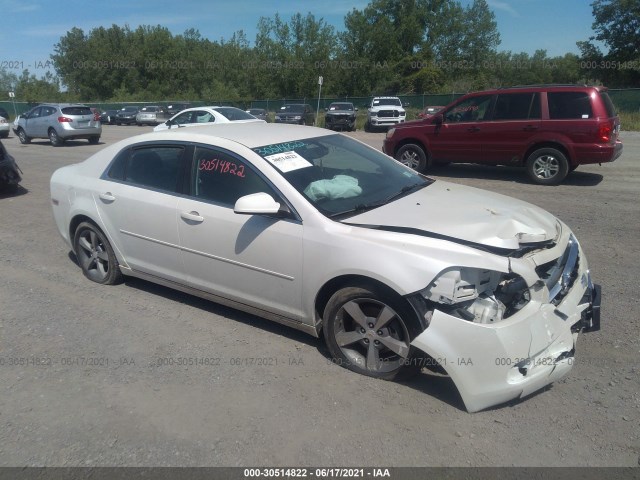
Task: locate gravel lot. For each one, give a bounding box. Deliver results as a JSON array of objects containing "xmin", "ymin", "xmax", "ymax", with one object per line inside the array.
[{"xmin": 0, "ymin": 125, "xmax": 638, "ymax": 467}]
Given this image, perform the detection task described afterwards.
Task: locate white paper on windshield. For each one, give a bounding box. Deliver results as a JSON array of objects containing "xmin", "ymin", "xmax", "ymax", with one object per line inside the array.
[{"xmin": 264, "ymin": 151, "xmax": 313, "ymax": 172}]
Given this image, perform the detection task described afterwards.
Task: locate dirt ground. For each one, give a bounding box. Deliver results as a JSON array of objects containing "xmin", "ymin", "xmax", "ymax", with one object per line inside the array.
[{"xmin": 0, "ymin": 125, "xmax": 638, "ymax": 467}]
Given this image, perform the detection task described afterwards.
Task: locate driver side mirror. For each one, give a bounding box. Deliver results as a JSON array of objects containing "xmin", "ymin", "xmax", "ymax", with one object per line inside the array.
[
  {"xmin": 234, "ymin": 192, "xmax": 288, "ymax": 217},
  {"xmin": 432, "ymin": 114, "xmax": 443, "ymax": 126}
]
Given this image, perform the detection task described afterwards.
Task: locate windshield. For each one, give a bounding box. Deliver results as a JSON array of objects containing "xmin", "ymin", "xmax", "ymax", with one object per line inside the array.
[
  {"xmin": 214, "ymin": 107, "xmax": 256, "ymax": 121},
  {"xmin": 280, "ymin": 105, "xmax": 305, "ymax": 113},
  {"xmin": 253, "ymin": 134, "xmax": 431, "ymax": 219},
  {"xmin": 372, "ymin": 98, "xmax": 401, "ymax": 107},
  {"xmin": 328, "ymin": 103, "xmax": 354, "ymax": 111}
]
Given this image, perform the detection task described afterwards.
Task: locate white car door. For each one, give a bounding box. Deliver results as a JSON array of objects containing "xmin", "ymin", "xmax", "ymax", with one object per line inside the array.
[
  {"xmin": 176, "ymin": 145, "xmax": 305, "ymax": 321},
  {"xmin": 94, "ymin": 144, "xmax": 187, "ymax": 283}
]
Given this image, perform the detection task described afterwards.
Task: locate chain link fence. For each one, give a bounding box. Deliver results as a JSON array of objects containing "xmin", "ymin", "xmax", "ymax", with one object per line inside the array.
[{"xmin": 2, "ymin": 89, "xmax": 639, "ymax": 120}]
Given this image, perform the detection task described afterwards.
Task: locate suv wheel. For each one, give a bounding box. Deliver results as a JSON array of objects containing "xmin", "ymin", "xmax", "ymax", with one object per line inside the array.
[
  {"xmin": 526, "ymin": 148, "xmax": 569, "ymax": 185},
  {"xmin": 396, "ymin": 144, "xmax": 428, "ymax": 171},
  {"xmin": 48, "ymin": 128, "xmax": 64, "ymax": 147},
  {"xmin": 17, "ymin": 128, "xmax": 31, "ymax": 144}
]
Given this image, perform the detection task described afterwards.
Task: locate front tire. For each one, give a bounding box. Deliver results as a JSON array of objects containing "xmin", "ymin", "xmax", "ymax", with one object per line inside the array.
[
  {"xmin": 17, "ymin": 128, "xmax": 31, "ymax": 144},
  {"xmin": 526, "ymin": 148, "xmax": 569, "ymax": 185},
  {"xmin": 323, "ymin": 286, "xmax": 423, "ymax": 380},
  {"xmin": 73, "ymin": 222, "xmax": 123, "ymax": 285},
  {"xmin": 396, "ymin": 143, "xmax": 428, "ymax": 171}
]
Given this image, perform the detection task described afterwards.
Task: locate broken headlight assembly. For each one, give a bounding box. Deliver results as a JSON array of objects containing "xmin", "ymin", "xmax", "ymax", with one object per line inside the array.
[{"xmin": 420, "ymin": 268, "xmax": 531, "ymax": 324}]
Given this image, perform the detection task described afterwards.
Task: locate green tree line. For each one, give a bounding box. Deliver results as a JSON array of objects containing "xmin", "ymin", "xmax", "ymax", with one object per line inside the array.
[{"xmin": 1, "ymin": 0, "xmax": 637, "ymax": 104}]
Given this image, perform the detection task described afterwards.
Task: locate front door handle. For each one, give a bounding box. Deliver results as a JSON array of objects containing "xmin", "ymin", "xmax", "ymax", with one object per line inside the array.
[
  {"xmin": 467, "ymin": 127, "xmax": 480, "ymax": 132},
  {"xmin": 180, "ymin": 211, "xmax": 204, "ymax": 223},
  {"xmin": 523, "ymin": 125, "xmax": 538, "ymax": 131},
  {"xmin": 99, "ymin": 192, "xmax": 116, "ymax": 202}
]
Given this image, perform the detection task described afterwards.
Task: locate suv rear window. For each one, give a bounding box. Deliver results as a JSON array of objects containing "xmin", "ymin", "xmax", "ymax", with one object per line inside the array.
[
  {"xmin": 548, "ymin": 92, "xmax": 593, "ymax": 119},
  {"xmin": 61, "ymin": 106, "xmax": 93, "ymax": 116},
  {"xmin": 599, "ymin": 92, "xmax": 617, "ymax": 118}
]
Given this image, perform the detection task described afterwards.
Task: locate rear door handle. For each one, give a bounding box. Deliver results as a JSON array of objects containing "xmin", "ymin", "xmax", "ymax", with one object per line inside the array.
[
  {"xmin": 99, "ymin": 192, "xmax": 116, "ymax": 202},
  {"xmin": 180, "ymin": 211, "xmax": 204, "ymax": 223},
  {"xmin": 523, "ymin": 125, "xmax": 538, "ymax": 131},
  {"xmin": 467, "ymin": 127, "xmax": 480, "ymax": 132}
]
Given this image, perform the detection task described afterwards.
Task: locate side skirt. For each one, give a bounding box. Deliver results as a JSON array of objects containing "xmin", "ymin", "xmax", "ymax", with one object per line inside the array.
[{"xmin": 120, "ymin": 267, "xmax": 321, "ymax": 338}]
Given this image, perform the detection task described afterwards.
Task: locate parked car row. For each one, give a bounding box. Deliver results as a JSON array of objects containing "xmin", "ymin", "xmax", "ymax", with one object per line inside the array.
[{"xmin": 7, "ymin": 84, "xmax": 624, "ymax": 186}]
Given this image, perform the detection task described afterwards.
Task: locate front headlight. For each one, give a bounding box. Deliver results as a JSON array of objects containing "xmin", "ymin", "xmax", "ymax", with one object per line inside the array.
[
  {"xmin": 293, "ymin": 115, "xmax": 302, "ymax": 120},
  {"xmin": 421, "ymin": 267, "xmax": 531, "ymax": 324}
]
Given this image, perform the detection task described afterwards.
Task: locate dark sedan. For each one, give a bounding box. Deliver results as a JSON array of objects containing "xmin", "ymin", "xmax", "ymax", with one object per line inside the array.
[
  {"xmin": 115, "ymin": 106, "xmax": 140, "ymax": 125},
  {"xmin": 100, "ymin": 110, "xmax": 119, "ymax": 125}
]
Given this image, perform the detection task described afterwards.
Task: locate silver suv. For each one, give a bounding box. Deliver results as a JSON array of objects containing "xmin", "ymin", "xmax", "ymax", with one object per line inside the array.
[
  {"xmin": 14, "ymin": 104, "xmax": 101, "ymax": 146},
  {"xmin": 365, "ymin": 96, "xmax": 406, "ymax": 131}
]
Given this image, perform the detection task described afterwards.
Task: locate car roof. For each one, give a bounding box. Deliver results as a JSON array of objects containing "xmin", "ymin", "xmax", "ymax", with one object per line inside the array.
[
  {"xmin": 466, "ymin": 84, "xmax": 608, "ymax": 96},
  {"xmin": 130, "ymin": 123, "xmax": 334, "ymax": 149},
  {"xmin": 40, "ymin": 103, "xmax": 89, "ymax": 107}
]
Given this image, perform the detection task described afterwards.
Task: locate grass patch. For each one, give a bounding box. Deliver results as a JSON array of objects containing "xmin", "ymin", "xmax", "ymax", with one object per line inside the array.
[{"xmin": 619, "ymin": 111, "xmax": 640, "ymax": 131}]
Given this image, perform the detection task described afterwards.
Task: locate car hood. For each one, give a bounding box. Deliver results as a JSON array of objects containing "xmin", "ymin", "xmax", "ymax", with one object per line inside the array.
[{"xmin": 343, "ymin": 180, "xmax": 559, "ymax": 251}]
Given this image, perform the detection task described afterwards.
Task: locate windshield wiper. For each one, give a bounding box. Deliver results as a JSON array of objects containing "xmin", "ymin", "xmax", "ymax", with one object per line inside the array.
[{"xmin": 329, "ymin": 182, "xmax": 426, "ymax": 219}]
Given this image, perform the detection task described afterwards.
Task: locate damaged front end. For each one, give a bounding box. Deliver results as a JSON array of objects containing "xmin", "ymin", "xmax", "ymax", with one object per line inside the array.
[{"xmin": 407, "ymin": 229, "xmax": 601, "ymax": 412}]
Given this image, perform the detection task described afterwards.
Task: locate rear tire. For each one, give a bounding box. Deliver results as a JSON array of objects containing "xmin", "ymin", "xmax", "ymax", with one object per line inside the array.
[
  {"xmin": 73, "ymin": 222, "xmax": 123, "ymax": 285},
  {"xmin": 526, "ymin": 148, "xmax": 569, "ymax": 185},
  {"xmin": 88, "ymin": 136, "xmax": 100, "ymax": 144},
  {"xmin": 48, "ymin": 128, "xmax": 64, "ymax": 147}
]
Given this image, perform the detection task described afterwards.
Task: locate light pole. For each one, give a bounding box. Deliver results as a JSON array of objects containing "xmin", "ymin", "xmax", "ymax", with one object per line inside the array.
[
  {"xmin": 315, "ymin": 76, "xmax": 323, "ymax": 126},
  {"xmin": 9, "ymin": 91, "xmax": 17, "ymax": 118}
]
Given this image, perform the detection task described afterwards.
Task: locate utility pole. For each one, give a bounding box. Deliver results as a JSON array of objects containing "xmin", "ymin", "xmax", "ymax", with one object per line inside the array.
[{"xmin": 315, "ymin": 76, "xmax": 323, "ymax": 126}]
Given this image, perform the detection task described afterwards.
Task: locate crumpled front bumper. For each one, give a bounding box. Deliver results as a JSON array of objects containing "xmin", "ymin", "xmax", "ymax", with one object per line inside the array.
[{"xmin": 410, "ymin": 238, "xmax": 601, "ymax": 413}]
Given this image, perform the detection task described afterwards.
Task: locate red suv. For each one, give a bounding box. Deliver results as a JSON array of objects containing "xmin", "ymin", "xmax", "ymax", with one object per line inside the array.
[{"xmin": 383, "ymin": 85, "xmax": 623, "ymax": 185}]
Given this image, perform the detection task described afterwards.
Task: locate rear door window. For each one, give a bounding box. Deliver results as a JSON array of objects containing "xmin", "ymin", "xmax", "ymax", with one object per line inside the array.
[
  {"xmin": 124, "ymin": 146, "xmax": 186, "ymax": 192},
  {"xmin": 548, "ymin": 92, "xmax": 593, "ymax": 119},
  {"xmin": 492, "ymin": 93, "xmax": 540, "ymax": 120}
]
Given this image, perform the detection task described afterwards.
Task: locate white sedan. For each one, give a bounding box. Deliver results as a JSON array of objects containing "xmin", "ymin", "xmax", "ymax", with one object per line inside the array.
[
  {"xmin": 50, "ymin": 123, "xmax": 600, "ymax": 412},
  {"xmin": 153, "ymin": 106, "xmax": 264, "ymax": 131}
]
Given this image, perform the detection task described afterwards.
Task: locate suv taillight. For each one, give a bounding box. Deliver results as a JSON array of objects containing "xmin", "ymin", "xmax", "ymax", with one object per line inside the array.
[
  {"xmin": 598, "ymin": 123, "xmax": 613, "ymax": 143},
  {"xmin": 58, "ymin": 116, "xmax": 73, "ymax": 123},
  {"xmin": 93, "ymin": 112, "xmax": 100, "ymax": 121}
]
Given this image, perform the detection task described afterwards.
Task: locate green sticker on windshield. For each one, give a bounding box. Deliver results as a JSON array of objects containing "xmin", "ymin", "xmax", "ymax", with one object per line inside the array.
[{"xmin": 254, "ymin": 141, "xmax": 306, "ymax": 157}]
